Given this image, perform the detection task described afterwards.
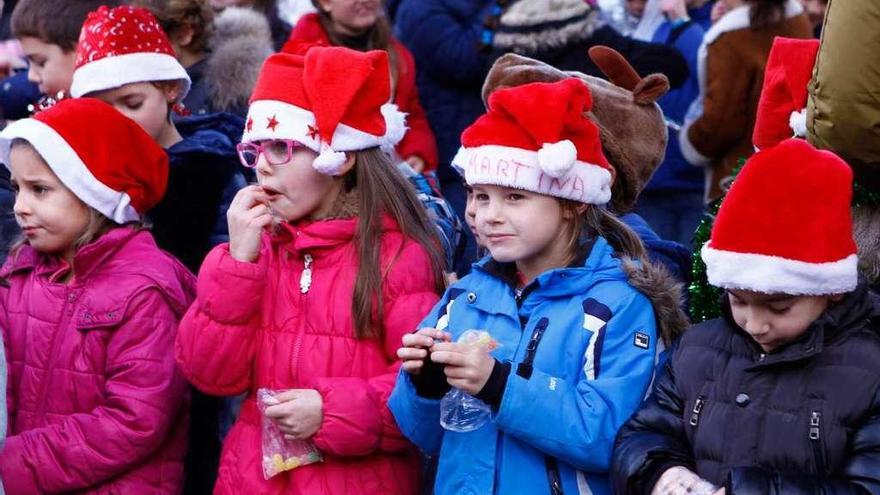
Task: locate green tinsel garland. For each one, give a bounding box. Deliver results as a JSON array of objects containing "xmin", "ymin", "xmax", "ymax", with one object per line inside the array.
[
  {"xmin": 854, "ymin": 182, "xmax": 880, "ymax": 208},
  {"xmin": 687, "ymin": 163, "xmax": 880, "ymax": 323}
]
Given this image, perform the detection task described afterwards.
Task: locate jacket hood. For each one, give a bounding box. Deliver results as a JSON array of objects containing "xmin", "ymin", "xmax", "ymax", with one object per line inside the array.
[{"xmin": 470, "ymin": 235, "xmax": 689, "ymax": 343}]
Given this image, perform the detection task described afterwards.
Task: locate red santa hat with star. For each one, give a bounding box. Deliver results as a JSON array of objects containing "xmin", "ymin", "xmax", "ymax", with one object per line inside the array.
[
  {"xmin": 242, "ymin": 47, "xmax": 407, "ymax": 175},
  {"xmin": 0, "ymin": 98, "xmax": 168, "ymax": 223},
  {"xmin": 451, "ymin": 78, "xmax": 614, "ymax": 205},
  {"xmin": 702, "ymin": 139, "xmax": 857, "ymax": 295},
  {"xmin": 752, "ymin": 37, "xmax": 820, "ymax": 150},
  {"xmin": 70, "ymin": 5, "xmax": 191, "ymax": 99}
]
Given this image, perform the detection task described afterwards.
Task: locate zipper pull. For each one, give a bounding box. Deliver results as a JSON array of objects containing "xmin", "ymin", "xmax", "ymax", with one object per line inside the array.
[
  {"xmin": 689, "ymin": 396, "xmax": 705, "ymax": 426},
  {"xmin": 299, "ymin": 254, "xmax": 313, "ymax": 294},
  {"xmin": 810, "ymin": 411, "xmax": 821, "ymax": 440}
]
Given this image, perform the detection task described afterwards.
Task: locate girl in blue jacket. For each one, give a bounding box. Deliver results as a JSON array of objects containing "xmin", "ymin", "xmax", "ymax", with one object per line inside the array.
[{"xmin": 389, "ymin": 78, "xmax": 680, "ymax": 495}]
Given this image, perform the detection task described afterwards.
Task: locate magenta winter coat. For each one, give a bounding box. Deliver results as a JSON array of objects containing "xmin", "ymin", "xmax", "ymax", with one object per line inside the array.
[
  {"xmin": 0, "ymin": 227, "xmax": 194, "ymax": 495},
  {"xmin": 176, "ymin": 217, "xmax": 440, "ymax": 495}
]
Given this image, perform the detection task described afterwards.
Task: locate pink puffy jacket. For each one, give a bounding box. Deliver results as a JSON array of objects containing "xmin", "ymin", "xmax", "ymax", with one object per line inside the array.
[
  {"xmin": 0, "ymin": 227, "xmax": 194, "ymax": 494},
  {"xmin": 176, "ymin": 217, "xmax": 440, "ymax": 495}
]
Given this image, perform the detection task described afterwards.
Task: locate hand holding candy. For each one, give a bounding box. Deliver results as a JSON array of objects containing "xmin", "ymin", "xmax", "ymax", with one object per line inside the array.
[
  {"xmin": 398, "ymin": 328, "xmax": 451, "ymax": 375},
  {"xmin": 264, "ymin": 389, "xmax": 323, "ymax": 440},
  {"xmin": 430, "ymin": 340, "xmax": 497, "ymax": 395},
  {"xmin": 228, "ymin": 185, "xmax": 274, "ymax": 262}
]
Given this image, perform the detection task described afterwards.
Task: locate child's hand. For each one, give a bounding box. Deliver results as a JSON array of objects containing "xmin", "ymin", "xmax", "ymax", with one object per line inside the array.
[
  {"xmin": 430, "ymin": 342, "xmax": 496, "ymax": 395},
  {"xmin": 651, "ymin": 466, "xmax": 718, "ymax": 495},
  {"xmin": 398, "ymin": 328, "xmax": 450, "ymax": 375},
  {"xmin": 228, "ymin": 185, "xmax": 273, "ymax": 262},
  {"xmin": 264, "ymin": 389, "xmax": 323, "ymax": 440},
  {"xmin": 660, "ymin": 0, "xmax": 688, "ymax": 21}
]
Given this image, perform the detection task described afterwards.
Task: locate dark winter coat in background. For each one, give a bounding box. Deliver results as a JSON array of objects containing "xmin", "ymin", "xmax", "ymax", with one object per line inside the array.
[
  {"xmin": 643, "ymin": 4, "xmax": 711, "ymax": 194},
  {"xmin": 184, "ymin": 7, "xmax": 274, "ymax": 118},
  {"xmin": 0, "ymin": 167, "xmax": 17, "ymax": 265},
  {"xmin": 491, "ymin": 0, "xmax": 689, "ymax": 90},
  {"xmin": 612, "ymin": 284, "xmax": 880, "ymax": 494},
  {"xmin": 394, "ymin": 0, "xmax": 497, "ymax": 189},
  {"xmin": 282, "ymin": 13, "xmax": 439, "ymax": 170},
  {"xmin": 151, "ymin": 112, "xmax": 247, "ymax": 274}
]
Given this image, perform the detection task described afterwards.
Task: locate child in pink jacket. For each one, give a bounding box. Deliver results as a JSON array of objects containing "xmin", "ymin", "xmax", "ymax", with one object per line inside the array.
[
  {"xmin": 0, "ymin": 98, "xmax": 194, "ymax": 494},
  {"xmin": 175, "ymin": 47, "xmax": 444, "ymax": 494}
]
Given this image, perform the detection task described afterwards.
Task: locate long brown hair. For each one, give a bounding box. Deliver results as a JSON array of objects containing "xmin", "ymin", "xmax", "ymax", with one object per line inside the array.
[
  {"xmin": 311, "ymin": 2, "xmax": 401, "ymax": 95},
  {"xmin": 558, "ymin": 199, "xmax": 647, "ymax": 266},
  {"xmin": 343, "ymin": 147, "xmax": 446, "ymax": 339}
]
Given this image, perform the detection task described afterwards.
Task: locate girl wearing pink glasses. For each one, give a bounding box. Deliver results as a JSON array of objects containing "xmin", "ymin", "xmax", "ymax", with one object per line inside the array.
[{"xmin": 175, "ymin": 47, "xmax": 445, "ymax": 495}]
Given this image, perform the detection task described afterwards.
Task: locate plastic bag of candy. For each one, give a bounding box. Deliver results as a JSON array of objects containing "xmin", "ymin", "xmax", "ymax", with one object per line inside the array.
[
  {"xmin": 257, "ymin": 388, "xmax": 323, "ymax": 479},
  {"xmin": 439, "ymin": 330, "xmax": 501, "ymax": 432}
]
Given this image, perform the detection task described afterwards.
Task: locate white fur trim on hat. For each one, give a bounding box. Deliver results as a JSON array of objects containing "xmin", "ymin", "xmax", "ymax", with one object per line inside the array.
[
  {"xmin": 243, "ymin": 99, "xmax": 387, "ymax": 155},
  {"xmin": 380, "ymin": 103, "xmax": 408, "ymax": 152},
  {"xmin": 70, "ymin": 52, "xmax": 192, "ymax": 98},
  {"xmin": 701, "ymin": 243, "xmax": 858, "ymax": 295},
  {"xmin": 0, "ymin": 118, "xmax": 139, "ymax": 223},
  {"xmin": 452, "ymin": 144, "xmax": 612, "ymax": 204},
  {"xmin": 789, "ymin": 108, "xmax": 807, "ymax": 138}
]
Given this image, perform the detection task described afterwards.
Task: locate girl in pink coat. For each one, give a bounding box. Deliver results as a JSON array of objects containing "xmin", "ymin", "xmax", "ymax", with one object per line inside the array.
[
  {"xmin": 175, "ymin": 47, "xmax": 445, "ymax": 495},
  {"xmin": 0, "ymin": 98, "xmax": 194, "ymax": 494}
]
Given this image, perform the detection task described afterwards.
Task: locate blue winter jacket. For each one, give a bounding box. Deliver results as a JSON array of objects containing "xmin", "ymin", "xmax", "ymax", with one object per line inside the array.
[
  {"xmin": 389, "ymin": 237, "xmax": 660, "ymax": 495},
  {"xmin": 644, "ymin": 4, "xmax": 712, "ymax": 193},
  {"xmin": 394, "ymin": 0, "xmax": 496, "ymax": 187}
]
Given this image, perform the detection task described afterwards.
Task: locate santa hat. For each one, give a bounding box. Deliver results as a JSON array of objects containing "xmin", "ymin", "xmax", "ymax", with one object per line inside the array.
[
  {"xmin": 752, "ymin": 37, "xmax": 820, "ymax": 150},
  {"xmin": 243, "ymin": 47, "xmax": 407, "ymax": 175},
  {"xmin": 0, "ymin": 98, "xmax": 169, "ymax": 223},
  {"xmin": 70, "ymin": 5, "xmax": 191, "ymax": 99},
  {"xmin": 702, "ymin": 139, "xmax": 857, "ymax": 295},
  {"xmin": 451, "ymin": 78, "xmax": 613, "ymax": 204}
]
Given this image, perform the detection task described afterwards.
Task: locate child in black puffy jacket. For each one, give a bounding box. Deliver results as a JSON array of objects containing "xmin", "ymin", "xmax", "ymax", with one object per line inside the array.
[{"xmin": 612, "ymin": 139, "xmax": 880, "ymax": 495}]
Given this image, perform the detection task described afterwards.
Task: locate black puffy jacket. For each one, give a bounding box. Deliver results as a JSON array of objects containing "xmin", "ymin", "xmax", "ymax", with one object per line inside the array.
[{"xmin": 612, "ymin": 284, "xmax": 880, "ymax": 494}]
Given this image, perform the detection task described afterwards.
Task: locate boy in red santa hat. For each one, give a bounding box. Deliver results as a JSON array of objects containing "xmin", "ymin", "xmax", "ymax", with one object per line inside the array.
[{"xmin": 614, "ymin": 138, "xmax": 880, "ymax": 494}]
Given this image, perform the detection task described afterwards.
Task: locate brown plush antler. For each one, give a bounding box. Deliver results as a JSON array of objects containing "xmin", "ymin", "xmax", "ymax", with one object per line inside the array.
[
  {"xmin": 588, "ymin": 45, "xmax": 670, "ymax": 105},
  {"xmin": 588, "ymin": 46, "xmax": 641, "ymax": 91}
]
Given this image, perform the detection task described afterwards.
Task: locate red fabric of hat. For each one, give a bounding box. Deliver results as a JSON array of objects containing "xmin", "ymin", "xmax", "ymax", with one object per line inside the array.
[
  {"xmin": 452, "ymin": 79, "xmax": 613, "ymax": 204},
  {"xmin": 0, "ymin": 98, "xmax": 168, "ymax": 223},
  {"xmin": 702, "ymin": 139, "xmax": 857, "ymax": 295},
  {"xmin": 70, "ymin": 5, "xmax": 191, "ymax": 98},
  {"xmin": 244, "ymin": 47, "xmax": 406, "ymax": 175},
  {"xmin": 752, "ymin": 37, "xmax": 820, "ymax": 150}
]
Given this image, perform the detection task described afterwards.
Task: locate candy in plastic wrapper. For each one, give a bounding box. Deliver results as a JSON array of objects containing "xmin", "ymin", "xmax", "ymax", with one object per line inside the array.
[
  {"xmin": 439, "ymin": 330, "xmax": 502, "ymax": 432},
  {"xmin": 257, "ymin": 388, "xmax": 323, "ymax": 479}
]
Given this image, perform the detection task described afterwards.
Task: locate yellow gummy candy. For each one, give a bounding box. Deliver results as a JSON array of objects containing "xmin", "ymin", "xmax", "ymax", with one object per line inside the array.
[{"xmin": 271, "ymin": 454, "xmax": 285, "ymax": 472}]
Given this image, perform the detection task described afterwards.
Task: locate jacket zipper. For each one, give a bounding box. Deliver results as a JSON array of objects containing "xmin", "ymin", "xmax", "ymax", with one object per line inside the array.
[
  {"xmin": 516, "ymin": 317, "xmax": 550, "ymax": 379},
  {"xmin": 689, "ymin": 396, "xmax": 706, "ymax": 427},
  {"xmin": 290, "ymin": 253, "xmax": 311, "ymax": 384},
  {"xmin": 36, "ymin": 288, "xmax": 75, "ymax": 423},
  {"xmin": 545, "ymin": 456, "xmax": 564, "ymax": 495},
  {"xmin": 299, "ymin": 254, "xmax": 313, "ymax": 293},
  {"xmin": 810, "ymin": 410, "xmax": 826, "ymax": 474}
]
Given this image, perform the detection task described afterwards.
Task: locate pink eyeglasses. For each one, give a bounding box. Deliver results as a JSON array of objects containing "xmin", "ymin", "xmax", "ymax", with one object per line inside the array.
[{"xmin": 236, "ymin": 139, "xmax": 307, "ymax": 168}]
